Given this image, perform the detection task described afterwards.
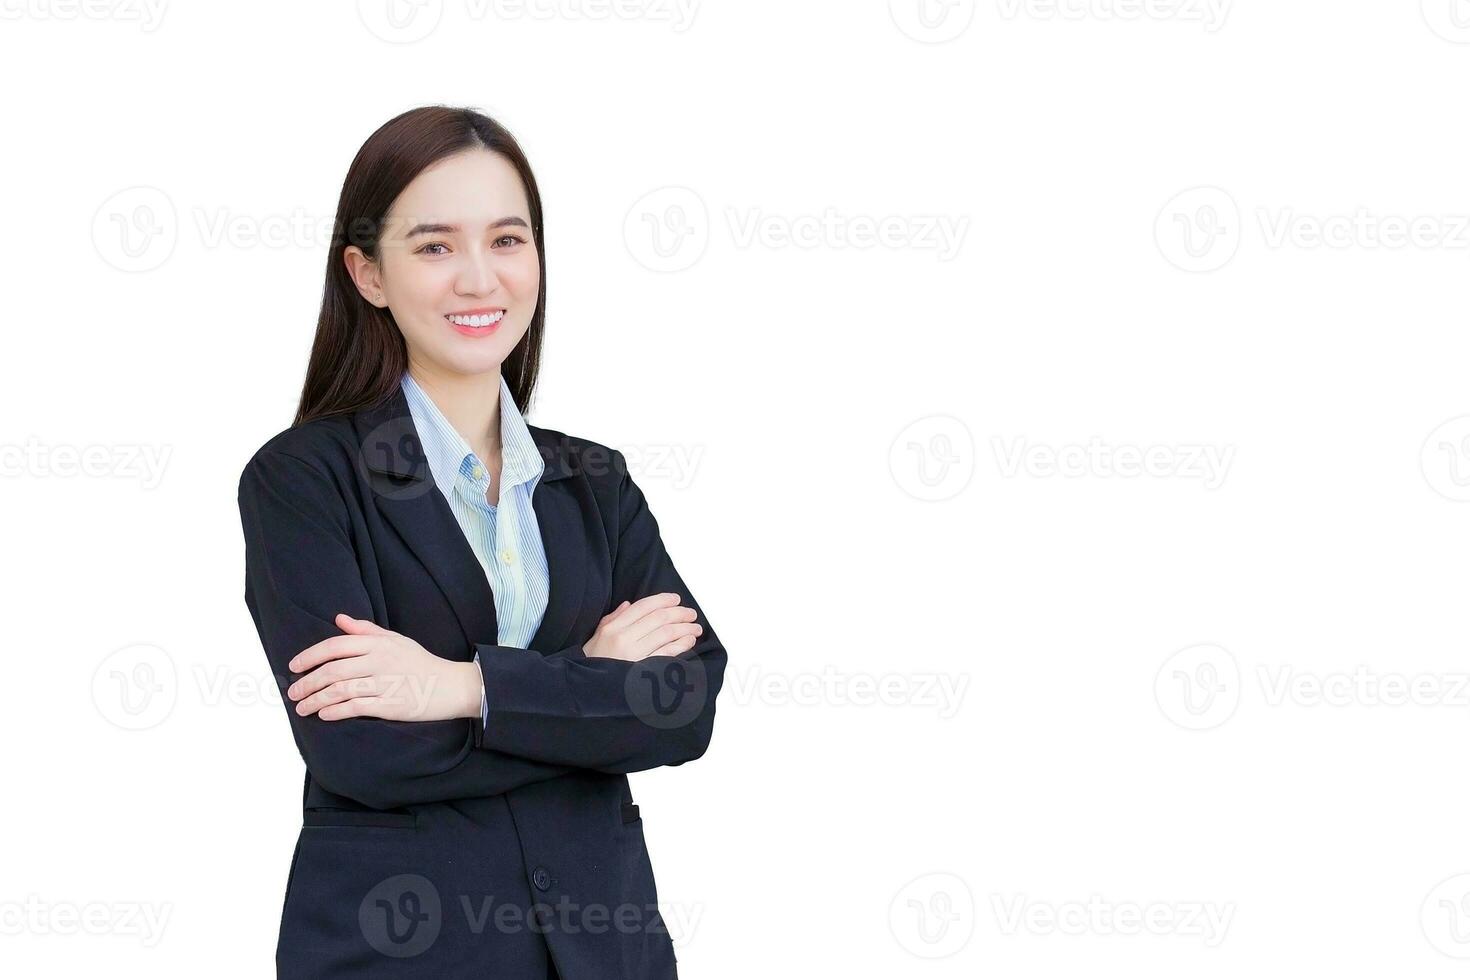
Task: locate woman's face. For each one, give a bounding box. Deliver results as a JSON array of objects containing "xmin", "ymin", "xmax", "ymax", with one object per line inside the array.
[{"xmin": 346, "ymin": 148, "xmax": 539, "ymax": 379}]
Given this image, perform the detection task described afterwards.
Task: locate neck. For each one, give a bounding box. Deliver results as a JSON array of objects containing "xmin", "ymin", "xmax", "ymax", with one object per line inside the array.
[{"xmin": 406, "ymin": 359, "xmax": 503, "ymax": 463}]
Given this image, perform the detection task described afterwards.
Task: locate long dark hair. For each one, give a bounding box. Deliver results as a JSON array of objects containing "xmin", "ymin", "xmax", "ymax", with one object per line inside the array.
[{"xmin": 293, "ymin": 105, "xmax": 547, "ymax": 427}]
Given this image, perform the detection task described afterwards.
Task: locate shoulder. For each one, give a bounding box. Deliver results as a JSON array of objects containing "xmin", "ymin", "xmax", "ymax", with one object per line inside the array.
[
  {"xmin": 525, "ymin": 422, "xmax": 630, "ymax": 489},
  {"xmin": 238, "ymin": 414, "xmax": 633, "ymax": 495},
  {"xmin": 238, "ymin": 413, "xmax": 361, "ymax": 490}
]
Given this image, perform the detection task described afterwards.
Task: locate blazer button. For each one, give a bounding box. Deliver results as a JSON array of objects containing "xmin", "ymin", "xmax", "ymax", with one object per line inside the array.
[{"xmin": 532, "ymin": 867, "xmax": 551, "ymax": 891}]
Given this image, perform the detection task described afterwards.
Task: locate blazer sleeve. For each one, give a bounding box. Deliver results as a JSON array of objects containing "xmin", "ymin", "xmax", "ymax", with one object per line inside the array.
[
  {"xmin": 470, "ymin": 448, "xmax": 727, "ymax": 774},
  {"xmin": 238, "ymin": 447, "xmax": 578, "ymax": 811}
]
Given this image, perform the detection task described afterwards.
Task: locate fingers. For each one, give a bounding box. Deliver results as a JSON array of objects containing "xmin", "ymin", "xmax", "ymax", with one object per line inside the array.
[
  {"xmin": 286, "ymin": 654, "xmax": 376, "ymax": 703},
  {"xmin": 294, "ymin": 674, "xmax": 383, "ymax": 717},
  {"xmin": 288, "ymin": 633, "xmax": 371, "ymax": 673},
  {"xmin": 648, "ymin": 632, "xmax": 700, "ymax": 658},
  {"xmin": 335, "ymin": 612, "xmax": 392, "ymax": 636},
  {"xmin": 629, "ymin": 603, "xmax": 699, "ymax": 644},
  {"xmin": 598, "ymin": 600, "xmax": 630, "ymax": 626},
  {"xmin": 319, "ymin": 694, "xmax": 391, "ymax": 722},
  {"xmin": 611, "ymin": 592, "xmax": 684, "ymax": 630},
  {"xmin": 639, "ymin": 620, "xmax": 703, "ymax": 655}
]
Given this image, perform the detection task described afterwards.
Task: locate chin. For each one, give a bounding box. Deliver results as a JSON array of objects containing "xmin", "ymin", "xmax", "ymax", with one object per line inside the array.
[{"xmin": 440, "ymin": 349, "xmax": 514, "ymax": 378}]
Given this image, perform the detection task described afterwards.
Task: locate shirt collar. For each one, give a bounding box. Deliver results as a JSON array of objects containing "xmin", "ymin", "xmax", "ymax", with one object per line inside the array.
[{"xmin": 399, "ymin": 370, "xmax": 544, "ymax": 505}]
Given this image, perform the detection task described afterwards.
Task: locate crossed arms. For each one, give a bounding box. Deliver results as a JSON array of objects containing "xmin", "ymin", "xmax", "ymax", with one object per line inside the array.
[{"xmin": 237, "ymin": 447, "xmax": 726, "ymax": 811}]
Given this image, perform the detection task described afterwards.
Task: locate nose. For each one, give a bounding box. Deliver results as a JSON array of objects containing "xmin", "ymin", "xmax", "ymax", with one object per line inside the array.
[{"xmin": 454, "ymin": 245, "xmax": 500, "ymax": 296}]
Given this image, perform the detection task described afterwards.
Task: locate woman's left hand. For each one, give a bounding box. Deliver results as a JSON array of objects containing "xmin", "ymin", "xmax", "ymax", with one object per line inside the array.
[{"xmin": 285, "ymin": 613, "xmax": 482, "ymax": 722}]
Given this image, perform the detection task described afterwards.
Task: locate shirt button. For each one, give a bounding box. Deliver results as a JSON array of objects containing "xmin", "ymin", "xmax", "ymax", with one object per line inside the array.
[
  {"xmin": 500, "ymin": 549, "xmax": 515, "ymax": 564},
  {"xmin": 531, "ymin": 867, "xmax": 551, "ymax": 891},
  {"xmin": 471, "ymin": 464, "xmax": 484, "ymax": 480}
]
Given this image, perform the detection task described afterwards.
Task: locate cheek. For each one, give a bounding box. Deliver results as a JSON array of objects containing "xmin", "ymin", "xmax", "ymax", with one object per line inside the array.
[
  {"xmin": 503, "ymin": 252, "xmax": 541, "ymax": 298},
  {"xmin": 382, "ymin": 253, "xmax": 451, "ymax": 309}
]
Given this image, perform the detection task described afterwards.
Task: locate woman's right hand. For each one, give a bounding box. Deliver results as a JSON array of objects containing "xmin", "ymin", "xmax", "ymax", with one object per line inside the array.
[{"xmin": 582, "ymin": 592, "xmax": 703, "ymax": 662}]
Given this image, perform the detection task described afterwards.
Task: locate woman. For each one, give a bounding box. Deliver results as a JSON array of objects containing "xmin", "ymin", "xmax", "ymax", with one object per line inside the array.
[{"xmin": 236, "ymin": 105, "xmax": 726, "ymax": 979}]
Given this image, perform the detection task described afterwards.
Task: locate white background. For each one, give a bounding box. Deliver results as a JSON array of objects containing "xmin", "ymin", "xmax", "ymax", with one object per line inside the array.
[{"xmin": 3, "ymin": 0, "xmax": 1470, "ymax": 976}]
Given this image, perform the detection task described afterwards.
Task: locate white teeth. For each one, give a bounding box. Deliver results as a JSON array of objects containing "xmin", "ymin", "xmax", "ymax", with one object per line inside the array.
[{"xmin": 447, "ymin": 311, "xmax": 505, "ymax": 327}]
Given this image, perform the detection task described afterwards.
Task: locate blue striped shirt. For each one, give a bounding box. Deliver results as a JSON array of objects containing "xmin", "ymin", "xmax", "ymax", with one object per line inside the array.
[{"xmin": 399, "ymin": 370, "xmax": 549, "ymax": 725}]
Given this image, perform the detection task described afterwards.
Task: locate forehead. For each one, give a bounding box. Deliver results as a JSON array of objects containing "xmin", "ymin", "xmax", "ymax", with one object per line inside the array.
[{"xmin": 385, "ymin": 148, "xmax": 530, "ymax": 232}]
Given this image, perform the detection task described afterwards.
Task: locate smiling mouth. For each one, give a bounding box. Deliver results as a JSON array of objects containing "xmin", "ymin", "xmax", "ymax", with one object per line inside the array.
[{"xmin": 445, "ymin": 310, "xmax": 505, "ymax": 328}]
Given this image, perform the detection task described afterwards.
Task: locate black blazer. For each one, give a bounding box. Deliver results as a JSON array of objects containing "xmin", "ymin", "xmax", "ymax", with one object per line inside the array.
[{"xmin": 236, "ymin": 383, "xmax": 726, "ymax": 978}]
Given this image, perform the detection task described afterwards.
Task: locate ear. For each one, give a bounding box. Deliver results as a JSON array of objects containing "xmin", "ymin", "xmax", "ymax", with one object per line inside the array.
[{"xmin": 343, "ymin": 245, "xmax": 387, "ymax": 308}]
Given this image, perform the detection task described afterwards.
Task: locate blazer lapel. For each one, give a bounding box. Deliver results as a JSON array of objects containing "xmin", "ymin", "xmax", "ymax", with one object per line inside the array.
[
  {"xmin": 526, "ymin": 462, "xmax": 587, "ymax": 654},
  {"xmin": 351, "ymin": 384, "xmax": 584, "ymax": 657}
]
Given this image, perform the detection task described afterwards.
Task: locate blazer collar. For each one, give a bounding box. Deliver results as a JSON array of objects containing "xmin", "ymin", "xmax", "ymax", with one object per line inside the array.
[
  {"xmin": 348, "ymin": 383, "xmax": 588, "ymax": 654},
  {"xmin": 398, "ymin": 371, "xmax": 546, "ymax": 506},
  {"xmin": 353, "ymin": 382, "xmax": 576, "ymax": 484}
]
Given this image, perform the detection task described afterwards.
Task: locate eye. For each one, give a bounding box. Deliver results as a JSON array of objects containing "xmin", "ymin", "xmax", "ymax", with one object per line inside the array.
[
  {"xmin": 494, "ymin": 234, "xmax": 527, "ymax": 248},
  {"xmin": 415, "ymin": 242, "xmax": 449, "ymax": 255}
]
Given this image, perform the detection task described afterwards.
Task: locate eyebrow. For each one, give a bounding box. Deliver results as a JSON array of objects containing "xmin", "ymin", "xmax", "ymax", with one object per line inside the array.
[{"xmin": 404, "ymin": 216, "xmax": 530, "ymax": 237}]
